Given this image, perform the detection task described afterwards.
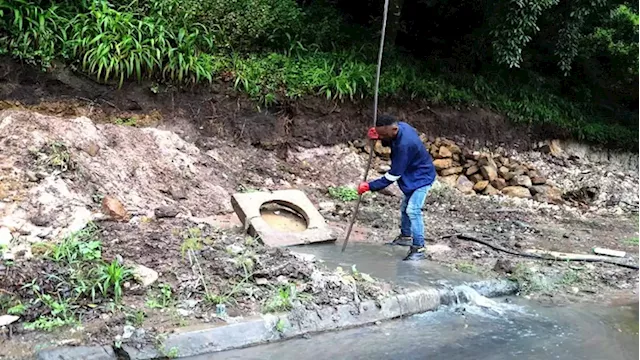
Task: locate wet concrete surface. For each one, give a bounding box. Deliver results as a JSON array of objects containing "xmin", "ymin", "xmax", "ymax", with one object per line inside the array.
[
  {"xmin": 193, "ymin": 301, "xmax": 639, "ymax": 360},
  {"xmin": 291, "ymin": 242, "xmax": 479, "ymax": 289}
]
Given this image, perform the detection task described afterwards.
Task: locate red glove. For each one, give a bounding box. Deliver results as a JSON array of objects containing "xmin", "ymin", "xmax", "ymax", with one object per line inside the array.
[
  {"xmin": 357, "ymin": 182, "xmax": 370, "ymax": 195},
  {"xmin": 367, "ymin": 127, "xmax": 379, "ymax": 140}
]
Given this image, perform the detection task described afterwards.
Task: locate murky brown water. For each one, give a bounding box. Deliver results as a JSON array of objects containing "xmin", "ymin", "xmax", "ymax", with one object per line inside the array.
[{"xmin": 260, "ymin": 205, "xmax": 307, "ymax": 232}]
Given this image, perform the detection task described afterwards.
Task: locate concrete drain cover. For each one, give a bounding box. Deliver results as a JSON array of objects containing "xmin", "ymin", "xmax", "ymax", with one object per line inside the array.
[{"xmin": 231, "ymin": 189, "xmax": 336, "ymax": 247}]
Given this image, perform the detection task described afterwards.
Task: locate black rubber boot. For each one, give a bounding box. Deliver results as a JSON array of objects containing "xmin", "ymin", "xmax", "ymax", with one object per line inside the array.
[
  {"xmin": 403, "ymin": 246, "xmax": 426, "ymax": 261},
  {"xmin": 386, "ymin": 235, "xmax": 412, "ymax": 246}
]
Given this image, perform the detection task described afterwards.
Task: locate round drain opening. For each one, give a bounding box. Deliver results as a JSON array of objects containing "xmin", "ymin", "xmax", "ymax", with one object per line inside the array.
[{"xmin": 260, "ymin": 201, "xmax": 308, "ymax": 233}]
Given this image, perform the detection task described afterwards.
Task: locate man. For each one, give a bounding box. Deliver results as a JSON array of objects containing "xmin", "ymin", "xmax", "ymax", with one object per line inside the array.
[{"xmin": 357, "ymin": 115, "xmax": 436, "ymax": 261}]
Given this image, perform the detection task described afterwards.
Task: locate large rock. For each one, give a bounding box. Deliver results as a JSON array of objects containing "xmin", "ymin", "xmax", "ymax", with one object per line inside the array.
[
  {"xmin": 132, "ymin": 264, "xmax": 159, "ymax": 288},
  {"xmin": 469, "ymin": 173, "xmax": 484, "ymax": 183},
  {"xmin": 477, "ymin": 155, "xmax": 498, "ymax": 169},
  {"xmin": 374, "ymin": 141, "xmax": 391, "ymax": 159},
  {"xmin": 441, "ymin": 166, "xmax": 463, "ymax": 176},
  {"xmin": 531, "ymin": 185, "xmax": 563, "ymax": 204},
  {"xmin": 498, "ymin": 166, "xmax": 510, "ymax": 178},
  {"xmin": 465, "ymin": 165, "xmax": 480, "ymax": 176},
  {"xmin": 102, "ymin": 195, "xmax": 129, "ymax": 221},
  {"xmin": 480, "ymin": 165, "xmax": 498, "ymax": 182},
  {"xmin": 438, "ymin": 146, "xmax": 453, "ymax": 158},
  {"xmin": 473, "ymin": 180, "xmax": 489, "ymax": 192},
  {"xmin": 155, "ymin": 206, "xmax": 179, "ymax": 218},
  {"xmin": 538, "ymin": 139, "xmax": 562, "ymax": 157},
  {"xmin": 483, "ymin": 184, "xmax": 499, "ymax": 195},
  {"xmin": 510, "ymin": 175, "xmax": 533, "ymax": 188},
  {"xmin": 502, "ymin": 186, "xmax": 532, "ymax": 198},
  {"xmin": 530, "ymin": 176, "xmax": 547, "ymax": 185},
  {"xmin": 0, "ymin": 315, "xmax": 19, "ymax": 327},
  {"xmin": 456, "ymin": 175, "xmax": 475, "ymax": 194},
  {"xmin": 438, "ymin": 175, "xmax": 459, "ymax": 188},
  {"xmin": 491, "ymin": 178, "xmax": 507, "ymax": 190},
  {"xmin": 433, "ymin": 158, "xmax": 453, "ymax": 171}
]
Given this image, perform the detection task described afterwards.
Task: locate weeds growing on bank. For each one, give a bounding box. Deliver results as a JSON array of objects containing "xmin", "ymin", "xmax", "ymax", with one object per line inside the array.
[
  {"xmin": 0, "ymin": 0, "xmax": 635, "ymax": 148},
  {"xmin": 328, "ymin": 186, "xmax": 359, "ymax": 202},
  {"xmin": 2, "ymin": 224, "xmax": 135, "ymax": 331}
]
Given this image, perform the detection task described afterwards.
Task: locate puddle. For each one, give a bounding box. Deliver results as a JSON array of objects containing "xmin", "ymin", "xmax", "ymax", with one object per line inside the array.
[{"xmin": 260, "ymin": 203, "xmax": 307, "ymax": 232}]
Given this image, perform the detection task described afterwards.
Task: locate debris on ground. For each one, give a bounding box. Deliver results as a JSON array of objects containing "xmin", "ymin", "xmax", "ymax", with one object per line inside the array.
[{"xmin": 0, "ymin": 108, "xmax": 637, "ymax": 357}]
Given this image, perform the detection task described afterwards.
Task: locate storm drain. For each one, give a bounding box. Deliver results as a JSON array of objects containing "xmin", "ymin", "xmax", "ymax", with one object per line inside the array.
[{"xmin": 231, "ymin": 189, "xmax": 336, "ymax": 247}]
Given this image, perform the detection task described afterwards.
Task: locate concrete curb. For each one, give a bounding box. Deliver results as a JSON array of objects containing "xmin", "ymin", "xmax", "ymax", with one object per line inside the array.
[{"xmin": 35, "ymin": 279, "xmax": 517, "ymax": 360}]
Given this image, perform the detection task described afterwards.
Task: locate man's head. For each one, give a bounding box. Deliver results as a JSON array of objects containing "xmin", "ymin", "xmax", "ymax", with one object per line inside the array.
[{"xmin": 374, "ymin": 114, "xmax": 399, "ymax": 140}]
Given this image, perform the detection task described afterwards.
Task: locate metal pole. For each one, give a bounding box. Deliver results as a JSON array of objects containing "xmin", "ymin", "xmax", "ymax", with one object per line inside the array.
[{"xmin": 342, "ymin": 0, "xmax": 390, "ymax": 252}]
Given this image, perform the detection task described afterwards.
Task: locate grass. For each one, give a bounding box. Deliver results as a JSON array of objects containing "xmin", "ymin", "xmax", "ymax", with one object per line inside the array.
[
  {"xmin": 7, "ymin": 303, "xmax": 26, "ymax": 315},
  {"xmin": 126, "ymin": 308, "xmax": 146, "ymax": 327},
  {"xmin": 262, "ymin": 284, "xmax": 311, "ymax": 313},
  {"xmin": 114, "ymin": 117, "xmax": 137, "ymax": 126},
  {"xmin": 96, "ymin": 259, "xmax": 132, "ymax": 302},
  {"xmin": 622, "ymin": 237, "xmax": 639, "ymax": 246},
  {"xmin": 455, "ymin": 262, "xmax": 478, "ymax": 274},
  {"xmin": 560, "ymin": 269, "xmax": 583, "ymax": 286},
  {"xmin": 146, "ymin": 283, "xmax": 174, "ymax": 309},
  {"xmin": 9, "ymin": 224, "xmax": 138, "ymax": 332},
  {"xmin": 510, "ymin": 263, "xmax": 555, "ymax": 294},
  {"xmin": 328, "ymin": 186, "xmax": 359, "ymax": 202},
  {"xmin": 48, "ymin": 222, "xmax": 101, "ymax": 264},
  {"xmin": 180, "ymin": 227, "xmax": 206, "ymax": 259},
  {"xmin": 23, "ymin": 293, "xmax": 76, "ymax": 331}
]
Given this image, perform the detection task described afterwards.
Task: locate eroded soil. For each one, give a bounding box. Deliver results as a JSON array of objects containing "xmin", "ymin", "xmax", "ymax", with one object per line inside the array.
[{"xmin": 0, "ymin": 60, "xmax": 638, "ymax": 358}]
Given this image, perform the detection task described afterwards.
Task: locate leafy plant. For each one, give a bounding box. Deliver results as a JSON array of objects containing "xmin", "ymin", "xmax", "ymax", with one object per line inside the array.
[
  {"xmin": 126, "ymin": 308, "xmax": 146, "ymax": 327},
  {"xmin": 146, "ymin": 283, "xmax": 173, "ymax": 309},
  {"xmin": 180, "ymin": 228, "xmax": 205, "ymax": 258},
  {"xmin": 7, "ymin": 303, "xmax": 26, "ymax": 315},
  {"xmin": 96, "ymin": 260, "xmax": 132, "ymax": 303},
  {"xmin": 49, "ymin": 223, "xmax": 101, "ymax": 264},
  {"xmin": 262, "ymin": 284, "xmax": 310, "ymax": 313},
  {"xmin": 114, "ymin": 117, "xmax": 137, "ymax": 126},
  {"xmin": 328, "ymin": 186, "xmax": 359, "ymax": 202},
  {"xmin": 24, "ymin": 293, "xmax": 76, "ymax": 331}
]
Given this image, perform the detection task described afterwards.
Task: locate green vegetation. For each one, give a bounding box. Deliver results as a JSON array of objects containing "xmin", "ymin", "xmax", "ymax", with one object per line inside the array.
[
  {"xmin": 510, "ymin": 263, "xmax": 555, "ymax": 294},
  {"xmin": 48, "ymin": 222, "xmax": 101, "ymax": 263},
  {"xmin": 0, "ymin": 0, "xmax": 636, "ymax": 148},
  {"xmin": 262, "ymin": 284, "xmax": 311, "ymax": 313},
  {"xmin": 328, "ymin": 186, "xmax": 359, "ymax": 202},
  {"xmin": 622, "ymin": 237, "xmax": 639, "ymax": 246},
  {"xmin": 38, "ymin": 141, "xmax": 74, "ymax": 172},
  {"xmin": 146, "ymin": 283, "xmax": 174, "ymax": 309},
  {"xmin": 126, "ymin": 308, "xmax": 146, "ymax": 327},
  {"xmin": 455, "ymin": 262, "xmax": 478, "ymax": 274},
  {"xmin": 7, "ymin": 224, "xmax": 134, "ymax": 331}
]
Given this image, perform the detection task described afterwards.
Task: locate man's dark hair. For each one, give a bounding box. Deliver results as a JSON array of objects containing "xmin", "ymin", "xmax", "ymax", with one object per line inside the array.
[{"xmin": 376, "ymin": 114, "xmax": 397, "ymax": 127}]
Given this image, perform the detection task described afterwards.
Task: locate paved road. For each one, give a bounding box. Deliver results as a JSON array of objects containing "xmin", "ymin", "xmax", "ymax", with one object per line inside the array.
[{"xmin": 190, "ymin": 301, "xmax": 638, "ymax": 360}]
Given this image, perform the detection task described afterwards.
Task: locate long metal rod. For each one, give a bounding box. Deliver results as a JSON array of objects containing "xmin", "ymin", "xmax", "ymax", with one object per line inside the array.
[{"xmin": 342, "ymin": 0, "xmax": 390, "ymax": 253}]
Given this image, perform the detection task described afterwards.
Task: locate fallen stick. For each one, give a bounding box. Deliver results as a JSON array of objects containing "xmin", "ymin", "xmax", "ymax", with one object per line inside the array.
[
  {"xmin": 524, "ymin": 249, "xmax": 615, "ymax": 262},
  {"xmin": 592, "ymin": 247, "xmax": 626, "ymax": 258},
  {"xmin": 440, "ymin": 233, "xmax": 639, "ymax": 270}
]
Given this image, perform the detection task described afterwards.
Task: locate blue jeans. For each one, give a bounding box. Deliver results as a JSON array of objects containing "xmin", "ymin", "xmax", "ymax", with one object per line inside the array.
[{"xmin": 399, "ymin": 185, "xmax": 431, "ymax": 247}]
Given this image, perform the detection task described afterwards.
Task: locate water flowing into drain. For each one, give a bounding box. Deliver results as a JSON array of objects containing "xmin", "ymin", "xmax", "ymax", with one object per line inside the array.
[{"xmin": 445, "ymin": 285, "xmax": 527, "ymax": 319}]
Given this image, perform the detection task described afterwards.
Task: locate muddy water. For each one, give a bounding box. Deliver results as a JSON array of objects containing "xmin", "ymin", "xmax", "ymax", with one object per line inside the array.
[
  {"xmin": 206, "ymin": 301, "xmax": 639, "ymax": 360},
  {"xmin": 260, "ymin": 206, "xmax": 307, "ymax": 232},
  {"xmin": 291, "ymin": 242, "xmax": 480, "ymax": 288}
]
